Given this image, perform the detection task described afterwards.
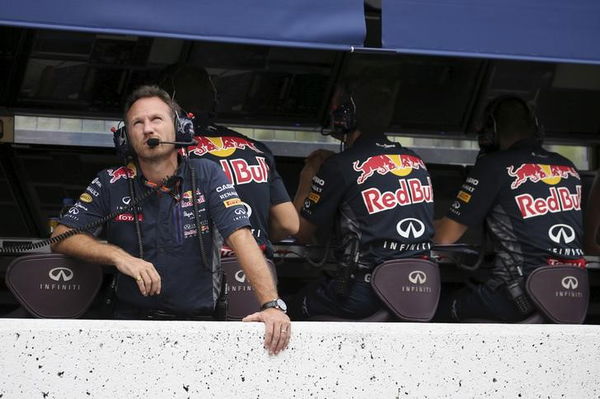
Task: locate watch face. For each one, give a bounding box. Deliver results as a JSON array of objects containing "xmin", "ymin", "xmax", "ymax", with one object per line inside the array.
[{"xmin": 276, "ymin": 298, "xmax": 288, "ymax": 312}]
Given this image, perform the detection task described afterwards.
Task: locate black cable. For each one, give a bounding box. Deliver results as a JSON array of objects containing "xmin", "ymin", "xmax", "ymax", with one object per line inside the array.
[
  {"xmin": 126, "ymin": 172, "xmax": 144, "ymax": 259},
  {"xmin": 190, "ymin": 165, "xmax": 211, "ymax": 271},
  {"xmin": 0, "ymin": 176, "xmax": 175, "ymax": 255}
]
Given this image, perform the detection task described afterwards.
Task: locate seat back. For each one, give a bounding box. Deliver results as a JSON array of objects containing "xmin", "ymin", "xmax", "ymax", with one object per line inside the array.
[
  {"xmin": 308, "ymin": 308, "xmax": 393, "ymax": 322},
  {"xmin": 5, "ymin": 254, "xmax": 103, "ymax": 318},
  {"xmin": 371, "ymin": 258, "xmax": 441, "ymax": 322},
  {"xmin": 525, "ymin": 265, "xmax": 589, "ymax": 324},
  {"xmin": 221, "ymin": 257, "xmax": 277, "ymax": 321}
]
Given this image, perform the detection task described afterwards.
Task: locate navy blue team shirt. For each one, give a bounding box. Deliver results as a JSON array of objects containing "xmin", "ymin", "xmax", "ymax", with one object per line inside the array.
[
  {"xmin": 301, "ymin": 135, "xmax": 434, "ymax": 269},
  {"xmin": 59, "ymin": 157, "xmax": 251, "ymax": 314},
  {"xmin": 447, "ymin": 138, "xmax": 585, "ymax": 281},
  {"xmin": 185, "ymin": 124, "xmax": 291, "ymax": 258}
]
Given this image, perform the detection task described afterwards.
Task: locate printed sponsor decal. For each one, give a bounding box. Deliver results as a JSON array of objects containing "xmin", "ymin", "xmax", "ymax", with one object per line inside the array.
[
  {"xmin": 308, "ymin": 193, "xmax": 320, "ymax": 203},
  {"xmin": 114, "ymin": 213, "xmax": 144, "ymax": 222},
  {"xmin": 79, "ymin": 193, "xmax": 93, "ymax": 203},
  {"xmin": 224, "ymin": 198, "xmax": 242, "ymax": 208},
  {"xmin": 107, "ymin": 164, "xmax": 136, "ymax": 184},
  {"xmin": 507, "ymin": 164, "xmax": 579, "ymax": 190},
  {"xmin": 219, "ymin": 191, "xmax": 237, "ymax": 199},
  {"xmin": 216, "ymin": 184, "xmax": 234, "ymax": 193},
  {"xmin": 361, "ymin": 177, "xmax": 433, "ymax": 215},
  {"xmin": 86, "ymin": 186, "xmax": 100, "ymax": 197},
  {"xmin": 408, "ymin": 270, "xmax": 427, "ymax": 284},
  {"xmin": 74, "ymin": 203, "xmax": 88, "ymax": 211},
  {"xmin": 181, "ymin": 190, "xmax": 205, "ymax": 208},
  {"xmin": 465, "ymin": 177, "xmax": 478, "ymax": 186},
  {"xmin": 312, "ymin": 176, "xmax": 325, "ymax": 186},
  {"xmin": 515, "ymin": 185, "xmax": 581, "ymax": 219},
  {"xmin": 219, "ymin": 157, "xmax": 269, "ymax": 185},
  {"xmin": 189, "ymin": 136, "xmax": 263, "ymax": 157},
  {"xmin": 49, "ymin": 267, "xmax": 74, "ymax": 282},
  {"xmin": 457, "ymin": 191, "xmax": 471, "ymax": 203},
  {"xmin": 396, "ymin": 218, "xmax": 426, "ymax": 239},
  {"xmin": 548, "ymin": 224, "xmax": 576, "ymax": 244},
  {"xmin": 561, "ymin": 276, "xmax": 578, "ymax": 289},
  {"xmin": 353, "ymin": 154, "xmax": 426, "ymax": 185},
  {"xmin": 91, "ymin": 177, "xmax": 102, "ymax": 188}
]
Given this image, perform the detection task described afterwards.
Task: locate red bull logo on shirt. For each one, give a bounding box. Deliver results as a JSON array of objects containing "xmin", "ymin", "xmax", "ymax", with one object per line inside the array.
[
  {"xmin": 515, "ymin": 185, "xmax": 582, "ymax": 219},
  {"xmin": 188, "ymin": 136, "xmax": 263, "ymax": 158},
  {"xmin": 108, "ymin": 163, "xmax": 136, "ymax": 184},
  {"xmin": 353, "ymin": 154, "xmax": 426, "ymax": 185},
  {"xmin": 507, "ymin": 164, "xmax": 579, "ymax": 189},
  {"xmin": 219, "ymin": 157, "xmax": 269, "ymax": 185},
  {"xmin": 361, "ymin": 177, "xmax": 433, "ymax": 214}
]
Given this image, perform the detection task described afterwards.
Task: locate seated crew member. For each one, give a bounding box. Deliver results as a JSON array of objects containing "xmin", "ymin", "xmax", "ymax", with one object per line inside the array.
[
  {"xmin": 584, "ymin": 169, "xmax": 600, "ymax": 255},
  {"xmin": 288, "ymin": 74, "xmax": 435, "ymax": 320},
  {"xmin": 51, "ymin": 85, "xmax": 290, "ymax": 354},
  {"xmin": 434, "ymin": 95, "xmax": 585, "ymax": 322},
  {"xmin": 158, "ymin": 64, "xmax": 299, "ymax": 259}
]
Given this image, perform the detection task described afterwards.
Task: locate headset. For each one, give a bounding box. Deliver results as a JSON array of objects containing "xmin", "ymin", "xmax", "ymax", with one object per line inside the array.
[
  {"xmin": 478, "ymin": 95, "xmax": 543, "ymax": 153},
  {"xmin": 330, "ymin": 96, "xmax": 357, "ymax": 139},
  {"xmin": 112, "ymin": 112, "xmax": 195, "ymax": 159}
]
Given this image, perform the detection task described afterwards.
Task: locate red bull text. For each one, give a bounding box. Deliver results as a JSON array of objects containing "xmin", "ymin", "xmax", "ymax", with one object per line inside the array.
[
  {"xmin": 361, "ymin": 177, "xmax": 433, "ymax": 214},
  {"xmin": 515, "ymin": 185, "xmax": 581, "ymax": 219},
  {"xmin": 219, "ymin": 157, "xmax": 269, "ymax": 185}
]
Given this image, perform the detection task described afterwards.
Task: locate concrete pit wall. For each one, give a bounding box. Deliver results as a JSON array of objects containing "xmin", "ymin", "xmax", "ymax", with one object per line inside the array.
[{"xmin": 1, "ymin": 319, "xmax": 599, "ymax": 398}]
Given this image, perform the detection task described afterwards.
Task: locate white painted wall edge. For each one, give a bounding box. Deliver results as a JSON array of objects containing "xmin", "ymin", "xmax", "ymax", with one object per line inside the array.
[{"xmin": 1, "ymin": 319, "xmax": 599, "ymax": 398}]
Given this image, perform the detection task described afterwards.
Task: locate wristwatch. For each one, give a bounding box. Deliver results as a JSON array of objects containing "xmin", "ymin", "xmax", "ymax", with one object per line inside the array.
[{"xmin": 261, "ymin": 298, "xmax": 288, "ymax": 313}]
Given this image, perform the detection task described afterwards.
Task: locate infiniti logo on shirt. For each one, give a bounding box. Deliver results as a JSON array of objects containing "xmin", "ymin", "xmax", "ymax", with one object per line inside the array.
[
  {"xmin": 396, "ymin": 218, "xmax": 425, "ymax": 239},
  {"xmin": 49, "ymin": 267, "xmax": 74, "ymax": 282},
  {"xmin": 548, "ymin": 224, "xmax": 575, "ymax": 244}
]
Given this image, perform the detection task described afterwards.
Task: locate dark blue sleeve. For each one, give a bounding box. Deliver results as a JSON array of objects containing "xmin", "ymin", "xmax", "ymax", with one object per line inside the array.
[
  {"xmin": 446, "ymin": 156, "xmax": 502, "ymax": 226},
  {"xmin": 58, "ymin": 172, "xmax": 111, "ymax": 231},
  {"xmin": 259, "ymin": 142, "xmax": 290, "ymax": 206},
  {"xmin": 196, "ymin": 160, "xmax": 252, "ymax": 239},
  {"xmin": 300, "ymin": 156, "xmax": 346, "ymax": 227},
  {"xmin": 269, "ymin": 168, "xmax": 291, "ymax": 206}
]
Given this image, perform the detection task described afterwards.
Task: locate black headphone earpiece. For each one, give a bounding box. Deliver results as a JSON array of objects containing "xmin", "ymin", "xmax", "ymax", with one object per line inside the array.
[
  {"xmin": 478, "ymin": 95, "xmax": 543, "ymax": 153},
  {"xmin": 331, "ymin": 94, "xmax": 356, "ymax": 139},
  {"xmin": 112, "ymin": 112, "xmax": 194, "ymax": 159}
]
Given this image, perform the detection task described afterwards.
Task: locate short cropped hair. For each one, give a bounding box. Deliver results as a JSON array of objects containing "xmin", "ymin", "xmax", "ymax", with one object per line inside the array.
[
  {"xmin": 123, "ymin": 85, "xmax": 181, "ymax": 124},
  {"xmin": 337, "ymin": 70, "xmax": 398, "ymax": 136},
  {"xmin": 490, "ymin": 97, "xmax": 538, "ymax": 140}
]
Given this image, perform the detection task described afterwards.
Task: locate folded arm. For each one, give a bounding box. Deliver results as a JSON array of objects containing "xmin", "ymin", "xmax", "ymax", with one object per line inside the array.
[{"xmin": 51, "ymin": 224, "xmax": 161, "ymax": 296}]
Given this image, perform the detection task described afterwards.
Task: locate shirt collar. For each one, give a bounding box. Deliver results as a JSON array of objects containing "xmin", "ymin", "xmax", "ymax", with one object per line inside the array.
[{"xmin": 509, "ymin": 137, "xmax": 541, "ymax": 150}]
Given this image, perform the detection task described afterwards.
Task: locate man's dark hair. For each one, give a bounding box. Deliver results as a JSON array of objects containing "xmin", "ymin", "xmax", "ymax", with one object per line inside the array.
[
  {"xmin": 338, "ymin": 70, "xmax": 397, "ymax": 136},
  {"xmin": 490, "ymin": 96, "xmax": 538, "ymax": 140},
  {"xmin": 123, "ymin": 85, "xmax": 181, "ymax": 124}
]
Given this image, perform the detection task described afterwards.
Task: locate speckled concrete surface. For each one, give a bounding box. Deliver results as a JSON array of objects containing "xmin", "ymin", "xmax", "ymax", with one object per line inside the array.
[{"xmin": 0, "ymin": 320, "xmax": 598, "ymax": 398}]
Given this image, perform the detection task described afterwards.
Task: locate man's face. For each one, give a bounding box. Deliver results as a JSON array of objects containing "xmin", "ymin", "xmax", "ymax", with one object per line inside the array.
[{"xmin": 126, "ymin": 96, "xmax": 176, "ymax": 161}]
